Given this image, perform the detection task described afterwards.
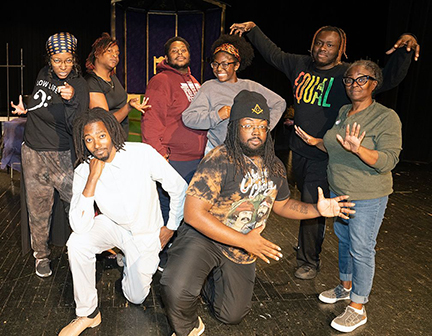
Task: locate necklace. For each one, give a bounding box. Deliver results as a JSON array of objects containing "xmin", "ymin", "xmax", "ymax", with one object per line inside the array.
[
  {"xmin": 94, "ymin": 71, "xmax": 114, "ymax": 89},
  {"xmin": 100, "ymin": 76, "xmax": 114, "ymax": 89}
]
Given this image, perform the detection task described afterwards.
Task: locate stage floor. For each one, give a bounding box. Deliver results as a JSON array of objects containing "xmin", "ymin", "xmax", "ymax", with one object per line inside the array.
[{"xmin": 0, "ymin": 160, "xmax": 430, "ymax": 335}]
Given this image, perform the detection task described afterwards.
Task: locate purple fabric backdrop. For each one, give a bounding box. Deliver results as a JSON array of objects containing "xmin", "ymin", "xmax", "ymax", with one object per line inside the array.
[
  {"xmin": 115, "ymin": 4, "xmax": 222, "ymax": 93},
  {"xmin": 126, "ymin": 10, "xmax": 147, "ymax": 93}
]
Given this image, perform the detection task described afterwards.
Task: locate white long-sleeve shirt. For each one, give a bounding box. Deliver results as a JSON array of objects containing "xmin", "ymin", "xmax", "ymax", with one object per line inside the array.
[{"xmin": 69, "ymin": 142, "xmax": 187, "ymax": 235}]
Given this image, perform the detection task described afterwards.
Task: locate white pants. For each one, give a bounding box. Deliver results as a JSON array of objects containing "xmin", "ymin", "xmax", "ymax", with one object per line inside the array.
[{"xmin": 67, "ymin": 214, "xmax": 161, "ymax": 316}]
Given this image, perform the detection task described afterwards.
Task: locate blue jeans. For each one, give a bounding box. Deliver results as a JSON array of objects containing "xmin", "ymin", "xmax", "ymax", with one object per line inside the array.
[{"xmin": 332, "ymin": 192, "xmax": 388, "ymax": 304}]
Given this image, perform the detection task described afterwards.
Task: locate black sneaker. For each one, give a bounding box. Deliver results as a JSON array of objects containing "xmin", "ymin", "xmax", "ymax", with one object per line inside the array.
[
  {"xmin": 35, "ymin": 258, "xmax": 52, "ymax": 277},
  {"xmin": 294, "ymin": 265, "xmax": 318, "ymax": 280}
]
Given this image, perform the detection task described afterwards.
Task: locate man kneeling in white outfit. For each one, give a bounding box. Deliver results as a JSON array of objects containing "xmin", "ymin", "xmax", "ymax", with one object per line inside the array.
[{"xmin": 59, "ymin": 107, "xmax": 187, "ymax": 336}]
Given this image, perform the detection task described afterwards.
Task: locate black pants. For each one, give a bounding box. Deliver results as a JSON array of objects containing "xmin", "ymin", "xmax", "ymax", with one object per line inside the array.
[
  {"xmin": 160, "ymin": 224, "xmax": 256, "ymax": 336},
  {"xmin": 157, "ymin": 159, "xmax": 201, "ymax": 268},
  {"xmin": 292, "ymin": 152, "xmax": 330, "ymax": 269}
]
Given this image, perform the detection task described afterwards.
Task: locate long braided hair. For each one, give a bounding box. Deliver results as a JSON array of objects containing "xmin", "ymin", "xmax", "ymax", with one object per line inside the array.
[
  {"xmin": 73, "ymin": 108, "xmax": 126, "ymax": 167},
  {"xmin": 310, "ymin": 26, "xmax": 348, "ymax": 64},
  {"xmin": 224, "ymin": 119, "xmax": 286, "ymax": 178}
]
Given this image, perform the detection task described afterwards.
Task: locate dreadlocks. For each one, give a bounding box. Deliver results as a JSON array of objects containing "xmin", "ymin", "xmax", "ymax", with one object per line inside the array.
[
  {"xmin": 310, "ymin": 26, "xmax": 347, "ymax": 63},
  {"xmin": 85, "ymin": 33, "xmax": 118, "ymax": 74},
  {"xmin": 224, "ymin": 119, "xmax": 286, "ymax": 178},
  {"xmin": 73, "ymin": 107, "xmax": 126, "ymax": 167}
]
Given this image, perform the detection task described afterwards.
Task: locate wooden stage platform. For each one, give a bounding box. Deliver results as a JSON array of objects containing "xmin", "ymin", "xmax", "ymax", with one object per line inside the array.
[{"xmin": 0, "ymin": 160, "xmax": 430, "ymax": 335}]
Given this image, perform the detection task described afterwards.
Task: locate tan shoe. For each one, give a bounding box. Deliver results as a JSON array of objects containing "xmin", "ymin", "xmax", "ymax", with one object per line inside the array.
[
  {"xmin": 59, "ymin": 312, "xmax": 101, "ymax": 336},
  {"xmin": 171, "ymin": 316, "xmax": 205, "ymax": 336}
]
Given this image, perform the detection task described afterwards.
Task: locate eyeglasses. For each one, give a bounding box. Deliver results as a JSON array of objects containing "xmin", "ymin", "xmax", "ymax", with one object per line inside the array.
[
  {"xmin": 210, "ymin": 61, "xmax": 237, "ymax": 70},
  {"xmin": 51, "ymin": 58, "xmax": 74, "ymax": 67},
  {"xmin": 343, "ymin": 75, "xmax": 376, "ymax": 87},
  {"xmin": 239, "ymin": 124, "xmax": 270, "ymax": 133}
]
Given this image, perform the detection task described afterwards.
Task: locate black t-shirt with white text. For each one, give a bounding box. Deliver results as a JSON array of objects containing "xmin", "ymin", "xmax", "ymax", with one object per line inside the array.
[{"xmin": 24, "ymin": 66, "xmax": 89, "ymax": 151}]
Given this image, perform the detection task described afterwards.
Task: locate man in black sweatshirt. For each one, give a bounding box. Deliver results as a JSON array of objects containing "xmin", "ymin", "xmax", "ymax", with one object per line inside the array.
[{"xmin": 230, "ymin": 21, "xmax": 419, "ymax": 279}]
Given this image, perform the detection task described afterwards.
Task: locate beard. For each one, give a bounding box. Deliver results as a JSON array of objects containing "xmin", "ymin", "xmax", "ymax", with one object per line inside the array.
[
  {"xmin": 90, "ymin": 148, "xmax": 111, "ymax": 162},
  {"xmin": 239, "ymin": 137, "xmax": 266, "ymax": 157},
  {"xmin": 94, "ymin": 154, "xmax": 110, "ymax": 162},
  {"xmin": 167, "ymin": 58, "xmax": 190, "ymax": 71}
]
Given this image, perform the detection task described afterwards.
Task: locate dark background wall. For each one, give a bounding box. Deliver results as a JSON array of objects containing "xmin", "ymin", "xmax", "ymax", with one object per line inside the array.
[{"xmin": 0, "ymin": 0, "xmax": 430, "ymax": 162}]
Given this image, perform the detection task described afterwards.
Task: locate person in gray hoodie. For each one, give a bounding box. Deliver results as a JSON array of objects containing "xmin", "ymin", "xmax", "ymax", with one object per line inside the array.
[{"xmin": 182, "ymin": 34, "xmax": 286, "ymax": 154}]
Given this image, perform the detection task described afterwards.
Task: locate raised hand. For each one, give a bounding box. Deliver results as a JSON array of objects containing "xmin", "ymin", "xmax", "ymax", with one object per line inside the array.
[
  {"xmin": 242, "ymin": 225, "xmax": 283, "ymax": 264},
  {"xmin": 129, "ymin": 96, "xmax": 151, "ymax": 114},
  {"xmin": 229, "ymin": 21, "xmax": 256, "ymax": 36},
  {"xmin": 316, "ymin": 187, "xmax": 355, "ymax": 220},
  {"xmin": 336, "ymin": 122, "xmax": 365, "ymax": 154},
  {"xmin": 386, "ymin": 33, "xmax": 420, "ymax": 61},
  {"xmin": 11, "ymin": 95, "xmax": 27, "ymax": 115},
  {"xmin": 57, "ymin": 82, "xmax": 75, "ymax": 101}
]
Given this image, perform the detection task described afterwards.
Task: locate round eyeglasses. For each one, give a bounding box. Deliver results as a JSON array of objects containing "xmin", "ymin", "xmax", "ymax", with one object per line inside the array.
[
  {"xmin": 239, "ymin": 124, "xmax": 270, "ymax": 133},
  {"xmin": 343, "ymin": 75, "xmax": 377, "ymax": 87},
  {"xmin": 210, "ymin": 61, "xmax": 237, "ymax": 70},
  {"xmin": 51, "ymin": 58, "xmax": 74, "ymax": 67}
]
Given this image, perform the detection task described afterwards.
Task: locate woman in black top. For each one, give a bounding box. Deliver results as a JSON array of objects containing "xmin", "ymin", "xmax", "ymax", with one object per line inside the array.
[
  {"xmin": 11, "ymin": 32, "xmax": 89, "ymax": 278},
  {"xmin": 85, "ymin": 33, "xmax": 149, "ymax": 137}
]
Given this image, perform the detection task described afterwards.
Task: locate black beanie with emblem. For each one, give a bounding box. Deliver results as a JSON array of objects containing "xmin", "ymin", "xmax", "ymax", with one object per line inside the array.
[{"xmin": 230, "ymin": 90, "xmax": 270, "ymax": 122}]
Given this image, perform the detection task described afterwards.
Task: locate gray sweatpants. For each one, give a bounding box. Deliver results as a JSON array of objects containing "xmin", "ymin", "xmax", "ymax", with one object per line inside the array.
[{"xmin": 21, "ymin": 143, "xmax": 73, "ymax": 259}]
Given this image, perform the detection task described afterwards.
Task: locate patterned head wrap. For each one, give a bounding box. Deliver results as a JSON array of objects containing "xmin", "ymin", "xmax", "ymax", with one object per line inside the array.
[
  {"xmin": 46, "ymin": 32, "xmax": 77, "ymax": 56},
  {"xmin": 213, "ymin": 43, "xmax": 241, "ymax": 61}
]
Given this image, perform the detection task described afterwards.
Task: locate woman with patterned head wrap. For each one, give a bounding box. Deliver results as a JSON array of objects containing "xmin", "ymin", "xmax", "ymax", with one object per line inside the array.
[
  {"xmin": 10, "ymin": 32, "xmax": 89, "ymax": 278},
  {"xmin": 182, "ymin": 34, "xmax": 286, "ymax": 155}
]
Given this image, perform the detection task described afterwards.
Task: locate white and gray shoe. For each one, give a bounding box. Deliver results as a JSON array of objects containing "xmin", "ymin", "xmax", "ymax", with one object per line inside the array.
[
  {"xmin": 319, "ymin": 284, "xmax": 351, "ymax": 303},
  {"xmin": 331, "ymin": 306, "xmax": 367, "ymax": 333}
]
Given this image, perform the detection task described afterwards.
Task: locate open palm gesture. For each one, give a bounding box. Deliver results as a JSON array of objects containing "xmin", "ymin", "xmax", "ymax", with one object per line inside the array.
[
  {"xmin": 11, "ymin": 95, "xmax": 27, "ymax": 115},
  {"xmin": 336, "ymin": 122, "xmax": 365, "ymax": 154},
  {"xmin": 129, "ymin": 96, "xmax": 151, "ymax": 114},
  {"xmin": 316, "ymin": 187, "xmax": 355, "ymax": 220}
]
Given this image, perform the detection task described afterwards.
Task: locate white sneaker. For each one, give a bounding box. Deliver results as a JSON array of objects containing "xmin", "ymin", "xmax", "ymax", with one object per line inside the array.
[
  {"xmin": 319, "ymin": 284, "xmax": 351, "ymax": 303},
  {"xmin": 331, "ymin": 306, "xmax": 367, "ymax": 332}
]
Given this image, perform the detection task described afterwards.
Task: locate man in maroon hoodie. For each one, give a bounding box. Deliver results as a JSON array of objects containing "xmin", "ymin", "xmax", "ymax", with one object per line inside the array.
[{"xmin": 141, "ymin": 36, "xmax": 207, "ymax": 269}]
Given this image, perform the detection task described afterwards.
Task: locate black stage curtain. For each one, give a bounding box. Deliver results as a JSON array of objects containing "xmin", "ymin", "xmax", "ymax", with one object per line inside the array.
[
  {"xmin": 0, "ymin": 0, "xmax": 430, "ymax": 162},
  {"xmin": 380, "ymin": 0, "xmax": 431, "ymax": 163}
]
